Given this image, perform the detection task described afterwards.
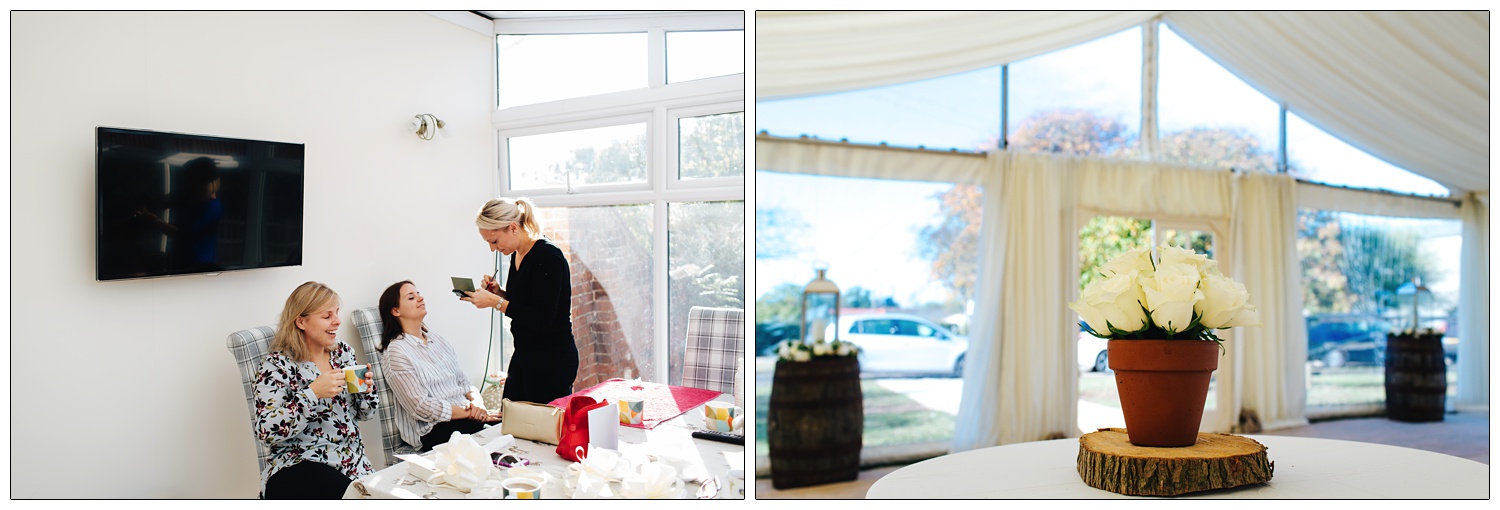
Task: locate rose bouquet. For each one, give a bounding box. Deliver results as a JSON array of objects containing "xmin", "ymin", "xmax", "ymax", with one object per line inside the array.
[{"xmin": 1068, "ymin": 244, "xmax": 1259, "ymax": 348}]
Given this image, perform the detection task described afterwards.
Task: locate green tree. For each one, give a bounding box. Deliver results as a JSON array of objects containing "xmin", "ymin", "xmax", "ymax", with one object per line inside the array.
[
  {"xmin": 841, "ymin": 286, "xmax": 876, "ymax": 308},
  {"xmin": 1298, "ymin": 211, "xmax": 1437, "ymax": 316},
  {"xmin": 679, "ymin": 113, "xmax": 745, "ymax": 178},
  {"xmin": 755, "ymin": 283, "xmax": 803, "ymax": 325},
  {"xmin": 755, "ymin": 206, "xmax": 808, "ymax": 260}
]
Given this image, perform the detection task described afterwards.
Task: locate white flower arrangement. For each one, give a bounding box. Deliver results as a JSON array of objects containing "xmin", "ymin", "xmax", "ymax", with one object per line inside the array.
[
  {"xmin": 775, "ymin": 337, "xmax": 860, "ymax": 362},
  {"xmin": 1068, "ymin": 244, "xmax": 1260, "ymax": 347}
]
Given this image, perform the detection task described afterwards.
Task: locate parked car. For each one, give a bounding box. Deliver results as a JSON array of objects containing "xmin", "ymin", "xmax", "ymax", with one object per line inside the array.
[
  {"xmin": 829, "ymin": 314, "xmax": 968, "ymax": 377},
  {"xmin": 755, "ymin": 321, "xmax": 799, "ymax": 357},
  {"xmin": 1078, "ymin": 332, "xmax": 1109, "ymax": 373},
  {"xmin": 1305, "ymin": 313, "xmax": 1392, "ymax": 368}
]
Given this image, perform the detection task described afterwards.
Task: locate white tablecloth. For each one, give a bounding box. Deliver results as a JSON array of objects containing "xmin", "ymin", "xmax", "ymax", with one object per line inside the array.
[
  {"xmin": 866, "ymin": 435, "xmax": 1488, "ymax": 499},
  {"xmin": 345, "ymin": 394, "xmax": 745, "ymax": 499}
]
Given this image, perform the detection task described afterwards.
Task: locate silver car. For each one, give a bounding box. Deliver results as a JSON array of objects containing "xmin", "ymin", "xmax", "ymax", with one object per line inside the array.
[{"xmin": 830, "ymin": 314, "xmax": 968, "ymax": 377}]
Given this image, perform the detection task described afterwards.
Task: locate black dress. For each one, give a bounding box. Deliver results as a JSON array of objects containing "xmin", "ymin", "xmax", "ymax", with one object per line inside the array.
[{"xmin": 501, "ymin": 238, "xmax": 580, "ymax": 404}]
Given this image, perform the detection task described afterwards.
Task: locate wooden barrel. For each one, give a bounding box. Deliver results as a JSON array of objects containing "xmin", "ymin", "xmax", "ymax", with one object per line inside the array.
[
  {"xmin": 767, "ymin": 356, "xmax": 863, "ymax": 489},
  {"xmin": 1384, "ymin": 333, "xmax": 1446, "ymax": 422}
]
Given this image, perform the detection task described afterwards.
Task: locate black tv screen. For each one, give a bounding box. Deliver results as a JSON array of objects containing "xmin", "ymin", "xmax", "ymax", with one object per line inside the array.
[{"xmin": 96, "ymin": 127, "xmax": 304, "ymax": 281}]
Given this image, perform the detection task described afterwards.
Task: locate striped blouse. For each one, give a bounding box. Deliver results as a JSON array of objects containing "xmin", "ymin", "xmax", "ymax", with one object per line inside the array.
[{"xmin": 383, "ymin": 331, "xmax": 472, "ymax": 449}]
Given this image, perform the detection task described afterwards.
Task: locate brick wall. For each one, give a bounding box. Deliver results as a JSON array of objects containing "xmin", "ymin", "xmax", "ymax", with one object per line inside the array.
[{"xmin": 534, "ymin": 206, "xmax": 653, "ymax": 390}]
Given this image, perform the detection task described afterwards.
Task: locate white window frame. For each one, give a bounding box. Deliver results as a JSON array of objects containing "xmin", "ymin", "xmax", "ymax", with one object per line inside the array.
[
  {"xmin": 490, "ymin": 11, "xmax": 746, "ymax": 383},
  {"xmin": 666, "ymin": 102, "xmax": 746, "ymax": 191}
]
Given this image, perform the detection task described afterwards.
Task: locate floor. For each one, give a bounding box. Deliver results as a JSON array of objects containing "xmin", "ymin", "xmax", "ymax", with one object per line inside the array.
[{"xmin": 753, "ymin": 410, "xmax": 1489, "ymax": 499}]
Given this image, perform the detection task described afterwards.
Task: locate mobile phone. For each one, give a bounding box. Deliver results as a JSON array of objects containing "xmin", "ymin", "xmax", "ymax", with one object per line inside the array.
[{"xmin": 452, "ymin": 289, "xmax": 468, "ymax": 298}]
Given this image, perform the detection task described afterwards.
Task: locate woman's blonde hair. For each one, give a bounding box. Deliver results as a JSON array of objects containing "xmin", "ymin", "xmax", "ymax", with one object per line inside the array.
[
  {"xmin": 271, "ymin": 281, "xmax": 340, "ymax": 362},
  {"xmin": 475, "ymin": 197, "xmax": 541, "ymax": 237}
]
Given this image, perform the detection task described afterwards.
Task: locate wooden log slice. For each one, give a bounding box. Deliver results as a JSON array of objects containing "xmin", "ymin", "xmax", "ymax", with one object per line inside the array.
[{"xmin": 1077, "ymin": 428, "xmax": 1274, "ymax": 496}]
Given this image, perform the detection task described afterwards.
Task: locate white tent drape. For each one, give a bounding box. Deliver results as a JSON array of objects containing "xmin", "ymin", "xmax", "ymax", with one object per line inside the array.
[
  {"xmin": 1230, "ymin": 172, "xmax": 1309, "ymax": 431},
  {"xmin": 951, "ymin": 151, "xmax": 1078, "ymax": 450},
  {"xmin": 755, "ymin": 11, "xmax": 1160, "ymax": 100},
  {"xmin": 1455, "ymin": 192, "xmax": 1489, "ymax": 411},
  {"xmin": 753, "ymin": 135, "xmax": 986, "ymax": 183},
  {"xmin": 1163, "ymin": 11, "xmax": 1489, "ymax": 195}
]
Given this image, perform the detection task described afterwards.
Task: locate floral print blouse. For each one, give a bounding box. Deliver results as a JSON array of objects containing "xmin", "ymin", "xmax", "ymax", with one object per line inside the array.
[{"xmin": 254, "ymin": 340, "xmax": 378, "ymax": 494}]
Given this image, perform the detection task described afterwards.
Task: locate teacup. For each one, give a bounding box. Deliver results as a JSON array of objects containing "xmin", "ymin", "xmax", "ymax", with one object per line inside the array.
[
  {"xmin": 704, "ymin": 401, "xmax": 740, "ymax": 432},
  {"xmin": 618, "ymin": 397, "xmax": 644, "ymax": 425},
  {"xmin": 343, "ymin": 365, "xmax": 371, "ymax": 393},
  {"xmin": 502, "ymin": 477, "xmax": 542, "ymax": 499}
]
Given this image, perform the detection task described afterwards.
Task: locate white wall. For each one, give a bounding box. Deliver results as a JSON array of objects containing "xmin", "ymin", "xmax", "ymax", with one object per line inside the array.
[{"xmin": 10, "ymin": 11, "xmax": 498, "ymax": 498}]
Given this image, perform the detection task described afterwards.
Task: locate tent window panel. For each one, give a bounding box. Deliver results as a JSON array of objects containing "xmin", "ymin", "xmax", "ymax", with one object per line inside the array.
[
  {"xmin": 755, "ymin": 67, "xmax": 1001, "ymax": 152},
  {"xmin": 1008, "ymin": 26, "xmax": 1141, "ymax": 157}
]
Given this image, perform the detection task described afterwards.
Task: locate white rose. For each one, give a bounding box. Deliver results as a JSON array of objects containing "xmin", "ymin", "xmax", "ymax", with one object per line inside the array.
[
  {"xmin": 813, "ymin": 342, "xmax": 831, "ymax": 356},
  {"xmin": 1140, "ymin": 262, "xmax": 1204, "ymax": 333},
  {"xmin": 1198, "ymin": 274, "xmax": 1261, "ymax": 329},
  {"xmin": 1100, "ymin": 246, "xmax": 1155, "ymax": 278},
  {"xmin": 792, "ymin": 349, "xmax": 811, "ymax": 362},
  {"xmin": 1068, "ymin": 270, "xmax": 1150, "ymax": 336}
]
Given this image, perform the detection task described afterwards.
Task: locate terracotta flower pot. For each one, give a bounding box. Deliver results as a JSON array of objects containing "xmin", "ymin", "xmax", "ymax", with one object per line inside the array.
[{"xmin": 1108, "ymin": 339, "xmax": 1220, "ymax": 447}]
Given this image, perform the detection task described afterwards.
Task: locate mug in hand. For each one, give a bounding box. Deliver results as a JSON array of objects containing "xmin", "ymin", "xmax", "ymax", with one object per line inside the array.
[{"xmin": 343, "ymin": 365, "xmax": 371, "ymax": 393}]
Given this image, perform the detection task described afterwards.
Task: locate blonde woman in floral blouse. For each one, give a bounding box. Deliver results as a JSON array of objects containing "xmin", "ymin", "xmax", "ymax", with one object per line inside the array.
[{"xmin": 254, "ymin": 281, "xmax": 378, "ymax": 499}]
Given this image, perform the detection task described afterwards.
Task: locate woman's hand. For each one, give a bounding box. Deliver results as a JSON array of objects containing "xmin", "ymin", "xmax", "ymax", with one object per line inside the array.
[
  {"xmin": 484, "ymin": 409, "xmax": 502, "ymax": 422},
  {"xmin": 311, "ymin": 369, "xmax": 347, "ymax": 399},
  {"xmin": 460, "ymin": 288, "xmax": 502, "ymax": 309},
  {"xmin": 361, "ymin": 365, "xmax": 376, "ymax": 393},
  {"xmin": 481, "ymin": 274, "xmax": 501, "ymax": 295},
  {"xmin": 466, "ymin": 403, "xmax": 489, "ymax": 422}
]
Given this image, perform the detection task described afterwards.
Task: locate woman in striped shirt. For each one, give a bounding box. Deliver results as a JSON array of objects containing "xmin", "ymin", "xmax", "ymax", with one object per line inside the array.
[{"xmin": 378, "ymin": 280, "xmax": 499, "ymax": 452}]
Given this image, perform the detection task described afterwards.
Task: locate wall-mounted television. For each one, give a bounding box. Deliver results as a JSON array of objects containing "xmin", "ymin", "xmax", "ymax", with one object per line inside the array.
[{"xmin": 96, "ymin": 127, "xmax": 304, "ymax": 281}]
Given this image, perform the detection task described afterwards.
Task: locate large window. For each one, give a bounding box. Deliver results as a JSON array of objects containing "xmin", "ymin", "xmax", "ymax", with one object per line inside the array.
[
  {"xmin": 1287, "ymin": 113, "xmax": 1451, "ymax": 197},
  {"xmin": 755, "ymin": 66, "xmax": 1001, "ymax": 152},
  {"xmin": 1296, "ymin": 210, "xmax": 1461, "ymax": 416},
  {"xmin": 491, "ymin": 12, "xmax": 745, "ymax": 387},
  {"xmin": 753, "ymin": 170, "xmax": 977, "ymax": 461},
  {"xmin": 1008, "ymin": 26, "xmax": 1141, "ymax": 157},
  {"xmin": 1157, "ymin": 25, "xmax": 1280, "ymax": 172}
]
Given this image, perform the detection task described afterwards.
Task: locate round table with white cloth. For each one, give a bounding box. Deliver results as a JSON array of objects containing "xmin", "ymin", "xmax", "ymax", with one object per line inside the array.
[{"xmin": 866, "ymin": 435, "xmax": 1488, "ymax": 499}]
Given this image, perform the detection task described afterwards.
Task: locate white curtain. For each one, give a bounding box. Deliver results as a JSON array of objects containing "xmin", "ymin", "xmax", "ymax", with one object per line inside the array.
[
  {"xmin": 1455, "ymin": 192, "xmax": 1489, "ymax": 411},
  {"xmin": 1164, "ymin": 11, "xmax": 1489, "ymax": 194},
  {"xmin": 1229, "ymin": 172, "xmax": 1309, "ymax": 431},
  {"xmin": 952, "ymin": 151, "xmax": 1077, "ymax": 451},
  {"xmin": 1296, "ymin": 181, "xmax": 1462, "ymax": 220},
  {"xmin": 755, "ymin": 11, "xmax": 1161, "ymax": 100},
  {"xmin": 753, "ymin": 135, "xmax": 986, "ymax": 183}
]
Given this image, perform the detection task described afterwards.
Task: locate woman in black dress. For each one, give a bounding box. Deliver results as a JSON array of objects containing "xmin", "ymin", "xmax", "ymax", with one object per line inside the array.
[{"xmin": 462, "ymin": 197, "xmax": 579, "ymax": 404}]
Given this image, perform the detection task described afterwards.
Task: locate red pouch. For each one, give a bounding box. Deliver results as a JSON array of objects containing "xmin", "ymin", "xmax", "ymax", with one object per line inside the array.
[{"xmin": 555, "ymin": 396, "xmax": 609, "ymax": 462}]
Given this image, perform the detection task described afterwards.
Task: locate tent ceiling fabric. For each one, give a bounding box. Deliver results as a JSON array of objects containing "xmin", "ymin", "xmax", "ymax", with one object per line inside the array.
[
  {"xmin": 755, "ymin": 11, "xmax": 1488, "ymax": 194},
  {"xmin": 1164, "ymin": 11, "xmax": 1488, "ymax": 194},
  {"xmin": 754, "ymin": 11, "xmax": 1160, "ymax": 100}
]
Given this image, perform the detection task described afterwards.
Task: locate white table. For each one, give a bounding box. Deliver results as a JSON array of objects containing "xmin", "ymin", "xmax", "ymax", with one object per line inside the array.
[
  {"xmin": 345, "ymin": 394, "xmax": 745, "ymax": 499},
  {"xmin": 866, "ymin": 435, "xmax": 1488, "ymax": 499}
]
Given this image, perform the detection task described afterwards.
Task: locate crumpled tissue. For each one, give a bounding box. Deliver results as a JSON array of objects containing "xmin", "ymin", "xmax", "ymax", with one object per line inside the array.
[
  {"xmin": 567, "ymin": 447, "xmax": 630, "ymax": 499},
  {"xmin": 618, "ymin": 462, "xmax": 684, "ymax": 499},
  {"xmin": 430, "ymin": 431, "xmax": 499, "ymax": 492}
]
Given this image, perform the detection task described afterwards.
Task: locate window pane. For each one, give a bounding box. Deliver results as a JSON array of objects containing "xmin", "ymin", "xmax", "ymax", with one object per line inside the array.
[
  {"xmin": 678, "ymin": 112, "xmax": 745, "ymax": 180},
  {"xmin": 527, "ymin": 204, "xmax": 654, "ymax": 388},
  {"xmin": 1297, "ymin": 209, "xmax": 1462, "ymax": 416},
  {"xmin": 497, "ymin": 33, "xmax": 647, "ymax": 109},
  {"xmin": 755, "ymin": 67, "xmax": 1001, "ymax": 152},
  {"xmin": 1008, "ymin": 27, "xmax": 1141, "ymax": 157},
  {"xmin": 668, "ymin": 201, "xmax": 746, "ymax": 386},
  {"xmin": 666, "ymin": 30, "xmax": 744, "ymax": 83},
  {"xmin": 1287, "ymin": 112, "xmax": 1451, "ymax": 197},
  {"xmin": 1158, "ymin": 25, "xmax": 1280, "ymax": 171},
  {"xmin": 754, "ymin": 170, "xmax": 977, "ymax": 459},
  {"xmin": 507, "ymin": 123, "xmax": 647, "ymax": 191}
]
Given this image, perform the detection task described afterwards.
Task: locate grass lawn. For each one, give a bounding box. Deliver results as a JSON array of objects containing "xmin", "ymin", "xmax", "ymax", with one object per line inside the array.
[{"xmin": 754, "ymin": 375, "xmax": 956, "ymax": 458}]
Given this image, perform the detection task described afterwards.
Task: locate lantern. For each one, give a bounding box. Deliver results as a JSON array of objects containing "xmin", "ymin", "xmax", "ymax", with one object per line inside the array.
[
  {"xmin": 800, "ymin": 266, "xmax": 841, "ymax": 344},
  {"xmin": 1396, "ymin": 278, "xmax": 1431, "ymax": 331}
]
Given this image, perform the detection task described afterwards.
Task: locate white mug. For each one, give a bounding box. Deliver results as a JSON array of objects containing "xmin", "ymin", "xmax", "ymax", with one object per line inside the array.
[{"xmin": 723, "ymin": 469, "xmax": 746, "ymax": 499}]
